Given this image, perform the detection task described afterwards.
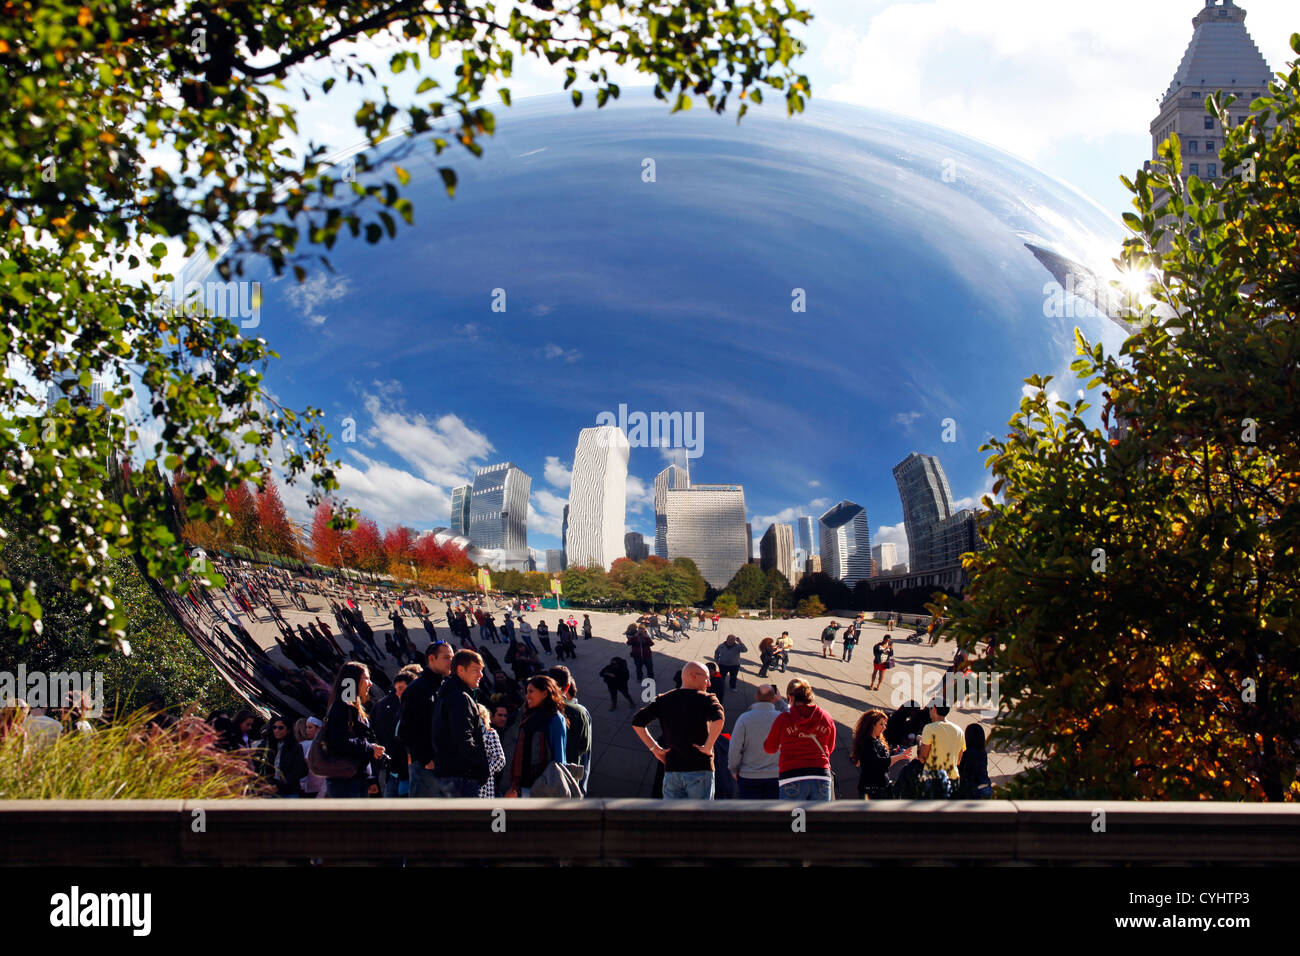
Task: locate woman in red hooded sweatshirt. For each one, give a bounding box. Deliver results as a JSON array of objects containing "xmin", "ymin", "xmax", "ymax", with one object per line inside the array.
[{"xmin": 763, "ymin": 678, "xmax": 836, "ymax": 800}]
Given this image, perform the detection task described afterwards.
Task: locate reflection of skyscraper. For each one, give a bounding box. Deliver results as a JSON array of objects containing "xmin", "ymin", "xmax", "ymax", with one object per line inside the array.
[
  {"xmin": 892, "ymin": 452, "xmax": 953, "ymax": 573},
  {"xmin": 797, "ymin": 516, "xmax": 817, "ymax": 556},
  {"xmin": 745, "ymin": 523, "xmax": 754, "ymax": 563},
  {"xmin": 760, "ymin": 523, "xmax": 796, "ymax": 586},
  {"xmin": 819, "ymin": 501, "xmax": 871, "ymax": 587},
  {"xmin": 449, "ymin": 484, "xmax": 472, "ymax": 537},
  {"xmin": 665, "ymin": 484, "xmax": 747, "ymax": 589},
  {"xmin": 469, "ymin": 462, "xmax": 531, "ymax": 552},
  {"xmin": 871, "ymin": 542, "xmax": 899, "ymax": 577},
  {"xmin": 653, "ymin": 462, "xmax": 690, "ymax": 558},
  {"xmin": 625, "ymin": 531, "xmax": 650, "ymax": 561},
  {"xmin": 561, "ymin": 504, "xmax": 569, "ymax": 556},
  {"xmin": 545, "ymin": 549, "xmax": 566, "ymax": 573},
  {"xmin": 565, "ymin": 426, "xmax": 629, "ymax": 571}
]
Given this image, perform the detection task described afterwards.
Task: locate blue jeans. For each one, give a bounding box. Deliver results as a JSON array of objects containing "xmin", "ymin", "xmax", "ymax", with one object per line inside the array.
[
  {"xmin": 663, "ymin": 770, "xmax": 714, "ymax": 800},
  {"xmin": 430, "ymin": 775, "xmax": 484, "ymax": 798},
  {"xmin": 578, "ymin": 751, "xmax": 592, "ymax": 796},
  {"xmin": 779, "ymin": 778, "xmax": 832, "ymax": 801},
  {"xmin": 736, "ymin": 775, "xmax": 780, "ymax": 799},
  {"xmin": 325, "ymin": 777, "xmax": 366, "ymax": 798},
  {"xmin": 407, "ymin": 762, "xmax": 439, "ymax": 798}
]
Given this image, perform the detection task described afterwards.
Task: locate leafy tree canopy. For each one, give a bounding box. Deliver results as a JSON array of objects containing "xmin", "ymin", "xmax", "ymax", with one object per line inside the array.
[{"xmin": 936, "ymin": 38, "xmax": 1300, "ymax": 801}]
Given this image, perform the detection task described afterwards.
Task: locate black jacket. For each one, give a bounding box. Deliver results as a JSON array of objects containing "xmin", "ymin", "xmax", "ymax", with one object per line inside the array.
[
  {"xmin": 372, "ymin": 690, "xmax": 408, "ymax": 779},
  {"xmin": 258, "ymin": 736, "xmax": 308, "ymax": 796},
  {"xmin": 323, "ymin": 698, "xmax": 377, "ymax": 781},
  {"xmin": 398, "ymin": 668, "xmax": 444, "ymax": 766},
  {"xmin": 431, "ymin": 674, "xmax": 490, "ymax": 782}
]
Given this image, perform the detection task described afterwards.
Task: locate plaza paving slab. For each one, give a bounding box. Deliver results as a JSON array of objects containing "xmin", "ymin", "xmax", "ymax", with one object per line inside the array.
[{"xmin": 236, "ymin": 581, "xmax": 1025, "ymax": 798}]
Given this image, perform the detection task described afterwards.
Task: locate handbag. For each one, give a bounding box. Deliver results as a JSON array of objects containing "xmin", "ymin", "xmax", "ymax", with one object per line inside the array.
[{"xmin": 307, "ymin": 712, "xmax": 368, "ymax": 779}]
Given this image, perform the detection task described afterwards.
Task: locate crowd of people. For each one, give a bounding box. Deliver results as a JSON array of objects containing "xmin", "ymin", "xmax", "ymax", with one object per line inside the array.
[{"xmin": 149, "ymin": 558, "xmax": 995, "ymax": 802}]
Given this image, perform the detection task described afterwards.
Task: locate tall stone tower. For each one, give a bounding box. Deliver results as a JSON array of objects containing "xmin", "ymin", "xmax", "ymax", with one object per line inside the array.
[{"xmin": 1150, "ymin": 1, "xmax": 1273, "ymax": 179}]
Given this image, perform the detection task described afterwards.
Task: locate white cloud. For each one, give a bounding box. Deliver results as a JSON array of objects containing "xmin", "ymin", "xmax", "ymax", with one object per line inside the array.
[
  {"xmin": 893, "ymin": 411, "xmax": 924, "ymax": 428},
  {"xmin": 625, "ymin": 473, "xmax": 655, "ymax": 514},
  {"xmin": 530, "ymin": 488, "xmax": 569, "ymax": 537},
  {"xmin": 320, "ymin": 450, "xmax": 452, "ymax": 530},
  {"xmin": 873, "ymin": 521, "xmax": 910, "ymax": 566},
  {"xmin": 363, "ymin": 395, "xmax": 493, "ymax": 487},
  {"xmin": 808, "ymin": 479, "xmax": 821, "ymax": 487},
  {"xmin": 544, "ymin": 455, "xmax": 572, "ymax": 488},
  {"xmin": 815, "ymin": 1, "xmax": 1181, "ymax": 163},
  {"xmin": 542, "ymin": 343, "xmax": 581, "ymax": 363},
  {"xmin": 283, "ymin": 272, "xmax": 352, "ymax": 326}
]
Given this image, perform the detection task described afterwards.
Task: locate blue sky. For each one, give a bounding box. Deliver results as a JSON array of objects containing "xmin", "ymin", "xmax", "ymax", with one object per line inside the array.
[{"xmin": 153, "ymin": 1, "xmax": 1295, "ymax": 564}]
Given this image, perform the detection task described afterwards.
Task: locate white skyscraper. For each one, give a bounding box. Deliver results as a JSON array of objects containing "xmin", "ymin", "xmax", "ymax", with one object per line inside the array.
[
  {"xmin": 665, "ymin": 484, "xmax": 747, "ymax": 589},
  {"xmin": 871, "ymin": 542, "xmax": 899, "ymax": 577},
  {"xmin": 653, "ymin": 462, "xmax": 690, "ymax": 558},
  {"xmin": 565, "ymin": 426, "xmax": 630, "ymax": 571},
  {"xmin": 469, "ymin": 462, "xmax": 531, "ymax": 554},
  {"xmin": 819, "ymin": 500, "xmax": 871, "ymax": 588}
]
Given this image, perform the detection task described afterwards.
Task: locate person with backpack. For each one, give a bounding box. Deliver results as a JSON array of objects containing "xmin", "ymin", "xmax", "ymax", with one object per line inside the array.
[
  {"xmin": 599, "ymin": 656, "xmax": 635, "ymax": 710},
  {"xmin": 317, "ymin": 662, "xmax": 385, "ymax": 798},
  {"xmin": 547, "ymin": 666, "xmax": 592, "ymax": 796},
  {"xmin": 762, "ymin": 678, "xmax": 836, "ymax": 801},
  {"xmin": 429, "ymin": 650, "xmax": 492, "ymax": 798}
]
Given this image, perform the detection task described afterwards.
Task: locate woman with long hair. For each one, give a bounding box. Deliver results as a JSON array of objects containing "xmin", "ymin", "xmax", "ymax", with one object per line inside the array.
[
  {"xmin": 505, "ymin": 675, "xmax": 569, "ymax": 797},
  {"xmin": 851, "ymin": 708, "xmax": 913, "ymax": 799},
  {"xmin": 956, "ymin": 723, "xmax": 993, "ymax": 798},
  {"xmin": 321, "ymin": 661, "xmax": 385, "ymax": 798},
  {"xmin": 257, "ymin": 715, "xmax": 308, "ymax": 797}
]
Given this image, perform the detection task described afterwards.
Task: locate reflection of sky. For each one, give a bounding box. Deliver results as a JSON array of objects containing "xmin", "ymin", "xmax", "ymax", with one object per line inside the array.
[{"xmin": 201, "ymin": 93, "xmax": 1130, "ymax": 548}]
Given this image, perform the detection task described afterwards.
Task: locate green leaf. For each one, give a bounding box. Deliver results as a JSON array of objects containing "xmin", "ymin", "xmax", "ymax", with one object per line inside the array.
[{"xmin": 439, "ymin": 167, "xmax": 457, "ymax": 197}]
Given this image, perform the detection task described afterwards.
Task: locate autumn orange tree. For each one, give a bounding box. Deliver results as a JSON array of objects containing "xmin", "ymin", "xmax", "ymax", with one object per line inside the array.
[{"xmin": 936, "ymin": 35, "xmax": 1300, "ymax": 801}]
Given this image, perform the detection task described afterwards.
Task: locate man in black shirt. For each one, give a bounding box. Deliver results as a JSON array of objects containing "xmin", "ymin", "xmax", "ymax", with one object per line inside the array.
[
  {"xmin": 398, "ymin": 641, "xmax": 453, "ymax": 798},
  {"xmin": 632, "ymin": 661, "xmax": 724, "ymax": 799}
]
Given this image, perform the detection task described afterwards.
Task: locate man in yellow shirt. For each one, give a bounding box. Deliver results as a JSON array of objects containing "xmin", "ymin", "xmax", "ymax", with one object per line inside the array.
[
  {"xmin": 918, "ymin": 700, "xmax": 965, "ymax": 780},
  {"xmin": 773, "ymin": 631, "xmax": 793, "ymax": 673}
]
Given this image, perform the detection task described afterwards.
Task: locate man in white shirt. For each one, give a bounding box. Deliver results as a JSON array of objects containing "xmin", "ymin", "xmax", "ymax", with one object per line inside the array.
[{"xmin": 728, "ymin": 685, "xmax": 782, "ymax": 799}]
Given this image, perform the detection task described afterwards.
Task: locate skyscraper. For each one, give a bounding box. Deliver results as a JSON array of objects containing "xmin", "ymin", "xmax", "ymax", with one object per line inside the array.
[
  {"xmin": 665, "ymin": 484, "xmax": 747, "ymax": 589},
  {"xmin": 469, "ymin": 462, "xmax": 531, "ymax": 553},
  {"xmin": 871, "ymin": 542, "xmax": 899, "ymax": 577},
  {"xmin": 760, "ymin": 522, "xmax": 796, "ymax": 586},
  {"xmin": 653, "ymin": 462, "xmax": 690, "ymax": 558},
  {"xmin": 565, "ymin": 426, "xmax": 630, "ymax": 571},
  {"xmin": 797, "ymin": 515, "xmax": 817, "ymax": 556},
  {"xmin": 818, "ymin": 500, "xmax": 871, "ymax": 587},
  {"xmin": 449, "ymin": 484, "xmax": 472, "ymax": 537},
  {"xmin": 745, "ymin": 522, "xmax": 755, "ymax": 563},
  {"xmin": 1151, "ymin": 2, "xmax": 1273, "ymax": 182},
  {"xmin": 892, "ymin": 452, "xmax": 954, "ymax": 573},
  {"xmin": 545, "ymin": 549, "xmax": 566, "ymax": 573},
  {"xmin": 625, "ymin": 531, "xmax": 650, "ymax": 561}
]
